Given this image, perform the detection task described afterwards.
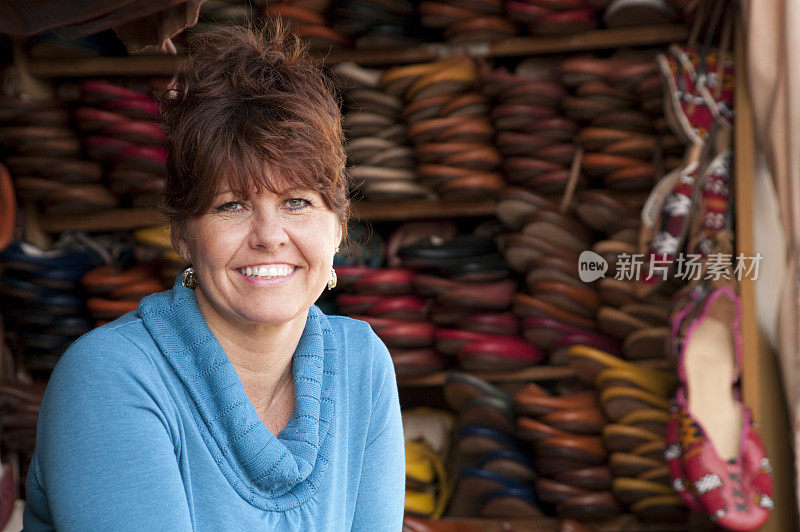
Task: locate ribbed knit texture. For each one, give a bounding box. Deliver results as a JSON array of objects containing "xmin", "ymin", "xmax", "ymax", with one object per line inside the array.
[{"xmin": 23, "ymin": 274, "xmax": 405, "ymax": 531}]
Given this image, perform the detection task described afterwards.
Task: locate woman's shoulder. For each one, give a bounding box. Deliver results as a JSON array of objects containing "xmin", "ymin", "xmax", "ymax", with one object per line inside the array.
[{"xmin": 50, "ymin": 311, "xmax": 164, "ymax": 392}]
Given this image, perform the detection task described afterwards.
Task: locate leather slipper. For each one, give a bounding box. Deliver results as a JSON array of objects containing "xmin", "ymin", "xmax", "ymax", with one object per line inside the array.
[
  {"xmin": 457, "ymin": 336, "xmax": 546, "ymax": 371},
  {"xmin": 597, "ymin": 306, "xmax": 650, "ymax": 340},
  {"xmin": 630, "ymin": 494, "xmax": 687, "ymax": 523},
  {"xmin": 496, "ymin": 131, "xmax": 556, "ymax": 157},
  {"xmin": 529, "ymin": 8, "xmax": 599, "ymax": 35},
  {"xmin": 600, "ymin": 386, "xmax": 670, "ymax": 422},
  {"xmin": 622, "ymin": 326, "xmax": 669, "ymax": 360},
  {"xmin": 554, "ymin": 466, "xmax": 613, "ymax": 491},
  {"xmin": 355, "ymin": 315, "xmax": 435, "ymax": 348},
  {"xmin": 611, "ymin": 477, "xmax": 674, "ymax": 505},
  {"xmin": 480, "ymin": 488, "xmax": 543, "ymax": 517},
  {"xmin": 548, "ymin": 332, "xmax": 623, "ymax": 366},
  {"xmin": 478, "ymin": 449, "xmax": 537, "ymax": 483},
  {"xmin": 456, "ymin": 312, "xmax": 519, "ymax": 337},
  {"xmin": 555, "ymin": 491, "xmax": 622, "ymax": 521},
  {"xmin": 391, "ymin": 348, "xmax": 448, "ymax": 376},
  {"xmin": 527, "ymin": 281, "xmax": 599, "ymax": 319},
  {"xmin": 617, "ymin": 409, "xmax": 668, "ymax": 435},
  {"xmin": 541, "ymin": 407, "xmax": 606, "ymax": 435},
  {"xmin": 595, "ymin": 366, "xmax": 676, "ymax": 398},
  {"xmin": 602, "ymin": 424, "xmax": 663, "ymax": 453},
  {"xmin": 444, "ymin": 371, "xmax": 512, "ymax": 412},
  {"xmin": 535, "ymin": 478, "xmax": 589, "ymax": 504},
  {"xmin": 513, "ymin": 293, "xmax": 596, "ymax": 331},
  {"xmin": 459, "ymin": 396, "xmax": 517, "ymax": 435},
  {"xmin": 521, "ymin": 316, "xmax": 595, "ymax": 350},
  {"xmin": 515, "ymin": 389, "xmax": 597, "ymax": 417},
  {"xmin": 609, "ymin": 451, "xmax": 663, "ymax": 477},
  {"xmin": 517, "ymin": 416, "xmax": 572, "ymax": 442}
]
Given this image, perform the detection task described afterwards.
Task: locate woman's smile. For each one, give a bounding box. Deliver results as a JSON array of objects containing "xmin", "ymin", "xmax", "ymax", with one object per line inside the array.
[{"xmin": 236, "ymin": 263, "xmax": 298, "ymax": 285}]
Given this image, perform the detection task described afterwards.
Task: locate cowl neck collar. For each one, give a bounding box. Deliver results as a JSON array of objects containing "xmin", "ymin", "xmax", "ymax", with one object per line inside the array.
[{"xmin": 138, "ymin": 273, "xmax": 337, "ymax": 511}]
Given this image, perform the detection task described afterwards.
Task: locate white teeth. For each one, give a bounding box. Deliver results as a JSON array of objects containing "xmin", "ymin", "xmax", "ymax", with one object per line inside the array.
[{"xmin": 240, "ymin": 265, "xmax": 292, "ymax": 279}]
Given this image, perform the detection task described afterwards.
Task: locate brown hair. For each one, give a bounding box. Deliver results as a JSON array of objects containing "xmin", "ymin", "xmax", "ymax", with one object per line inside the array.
[{"xmin": 158, "ymin": 21, "xmax": 348, "ymax": 235}]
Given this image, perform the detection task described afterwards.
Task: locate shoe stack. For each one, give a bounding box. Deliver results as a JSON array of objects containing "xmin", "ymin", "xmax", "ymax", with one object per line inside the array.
[
  {"xmin": 262, "ymin": 1, "xmax": 348, "ymax": 50},
  {"xmin": 443, "ymin": 372, "xmax": 542, "ymax": 518},
  {"xmin": 0, "ymin": 239, "xmax": 104, "ymax": 375},
  {"xmin": 559, "ymin": 55, "xmax": 662, "ymax": 194},
  {"xmin": 505, "ymin": 0, "xmax": 604, "ymax": 36},
  {"xmin": 602, "ymin": 0, "xmax": 677, "ymax": 28},
  {"xmin": 515, "ymin": 379, "xmax": 621, "ymax": 522},
  {"xmin": 332, "ymin": 0, "xmax": 423, "ymax": 49},
  {"xmin": 403, "ymin": 408, "xmax": 455, "ymax": 519},
  {"xmin": 82, "ymin": 264, "xmax": 166, "ymax": 327},
  {"xmin": 133, "ymin": 225, "xmax": 185, "ymax": 288},
  {"xmin": 334, "ymin": 264, "xmax": 443, "ymax": 376},
  {"xmin": 418, "ymin": 1, "xmax": 519, "ymax": 44},
  {"xmin": 0, "ymin": 99, "xmax": 117, "ymax": 215},
  {"xmin": 331, "ymin": 63, "xmax": 429, "ymax": 200},
  {"xmin": 74, "ymin": 79, "xmax": 166, "ymax": 207},
  {"xmin": 491, "ymin": 188, "xmax": 620, "ymax": 366},
  {"xmin": 0, "ymin": 381, "xmax": 45, "ymax": 510},
  {"xmin": 567, "ymin": 345, "xmax": 686, "ymax": 523},
  {"xmin": 397, "ymin": 229, "xmax": 545, "ymax": 372},
  {"xmin": 380, "ymin": 57, "xmax": 506, "ymax": 200},
  {"xmin": 479, "ymin": 63, "xmax": 583, "ymax": 195}
]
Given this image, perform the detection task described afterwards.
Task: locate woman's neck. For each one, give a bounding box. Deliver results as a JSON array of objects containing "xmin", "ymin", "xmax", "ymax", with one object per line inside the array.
[{"xmin": 194, "ymin": 287, "xmax": 306, "ymax": 411}]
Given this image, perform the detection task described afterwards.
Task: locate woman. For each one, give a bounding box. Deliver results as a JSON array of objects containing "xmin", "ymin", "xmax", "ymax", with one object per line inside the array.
[{"xmin": 23, "ymin": 23, "xmax": 405, "ymax": 531}]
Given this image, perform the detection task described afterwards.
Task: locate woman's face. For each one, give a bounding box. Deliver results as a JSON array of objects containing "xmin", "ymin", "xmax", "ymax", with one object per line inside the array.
[{"xmin": 175, "ymin": 180, "xmax": 342, "ymax": 330}]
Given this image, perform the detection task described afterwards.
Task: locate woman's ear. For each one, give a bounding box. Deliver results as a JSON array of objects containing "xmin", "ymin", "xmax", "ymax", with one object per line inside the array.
[{"xmin": 170, "ymin": 222, "xmax": 191, "ymax": 264}]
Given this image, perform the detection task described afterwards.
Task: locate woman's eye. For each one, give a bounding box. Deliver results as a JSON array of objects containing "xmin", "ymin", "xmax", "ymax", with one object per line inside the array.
[
  {"xmin": 285, "ymin": 198, "xmax": 311, "ymax": 211},
  {"xmin": 216, "ymin": 201, "xmax": 243, "ymax": 213}
]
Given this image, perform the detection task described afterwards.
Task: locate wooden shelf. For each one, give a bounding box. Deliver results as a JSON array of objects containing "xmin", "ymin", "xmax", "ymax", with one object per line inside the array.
[
  {"xmin": 352, "ymin": 198, "xmax": 496, "ymax": 221},
  {"xmin": 28, "ymin": 25, "xmax": 689, "ymax": 77},
  {"xmin": 410, "ymin": 515, "xmax": 687, "ymax": 531},
  {"xmin": 397, "ymin": 365, "xmax": 575, "ymax": 387},
  {"xmin": 35, "ymin": 198, "xmax": 497, "ymax": 232}
]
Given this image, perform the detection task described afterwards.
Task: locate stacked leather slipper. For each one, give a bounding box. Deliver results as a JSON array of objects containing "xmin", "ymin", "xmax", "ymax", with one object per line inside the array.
[
  {"xmin": 336, "ymin": 265, "xmax": 447, "ymax": 375},
  {"xmin": 332, "ymin": 62, "xmax": 431, "ymax": 200},
  {"xmin": 332, "ymin": 0, "xmax": 423, "ymax": 49},
  {"xmin": 0, "ymin": 380, "xmax": 45, "ymax": 505},
  {"xmin": 0, "ymin": 163, "xmax": 16, "ymax": 253},
  {"xmin": 0, "ymin": 98, "xmax": 118, "ymax": 214},
  {"xmin": 510, "ymin": 0, "xmax": 601, "ymax": 36},
  {"xmin": 603, "ymin": 0, "xmax": 677, "ymax": 28},
  {"xmin": 82, "ymin": 264, "xmax": 166, "ymax": 326},
  {"xmin": 381, "ymin": 57, "xmax": 506, "ymax": 200},
  {"xmin": 566, "ymin": 345, "xmax": 686, "ymax": 522},
  {"xmin": 419, "ymin": 0, "xmax": 518, "ymax": 44},
  {"xmin": 263, "ymin": 1, "xmax": 349, "ymax": 50},
  {"xmin": 491, "ymin": 188, "xmax": 621, "ymax": 365},
  {"xmin": 403, "ymin": 408, "xmax": 455, "ymax": 518},
  {"xmin": 133, "ymin": 225, "xmax": 185, "ymax": 287},
  {"xmin": 560, "ymin": 55, "xmax": 663, "ymax": 192},
  {"xmin": 515, "ymin": 380, "xmax": 621, "ymax": 522},
  {"xmin": 75, "ymin": 79, "xmax": 166, "ymax": 206},
  {"xmin": 444, "ymin": 372, "xmax": 543, "ymax": 518},
  {"xmin": 479, "ymin": 64, "xmax": 582, "ymax": 195},
  {"xmin": 398, "ymin": 229, "xmax": 545, "ymax": 371},
  {"xmin": 0, "ymin": 239, "xmax": 105, "ymax": 374}
]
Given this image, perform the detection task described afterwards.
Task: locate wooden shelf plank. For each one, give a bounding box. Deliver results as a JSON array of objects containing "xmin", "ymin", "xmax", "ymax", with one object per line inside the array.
[
  {"xmin": 397, "ymin": 365, "xmax": 575, "ymax": 387},
  {"xmin": 28, "ymin": 25, "xmax": 689, "ymax": 77},
  {"xmin": 410, "ymin": 514, "xmax": 687, "ymax": 531},
  {"xmin": 36, "ymin": 199, "xmax": 496, "ymax": 232},
  {"xmin": 352, "ymin": 198, "xmax": 496, "ymax": 221}
]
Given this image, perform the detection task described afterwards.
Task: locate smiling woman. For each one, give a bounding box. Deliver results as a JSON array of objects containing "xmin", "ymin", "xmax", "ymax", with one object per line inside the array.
[{"xmin": 22, "ymin": 22, "xmax": 405, "ymax": 532}]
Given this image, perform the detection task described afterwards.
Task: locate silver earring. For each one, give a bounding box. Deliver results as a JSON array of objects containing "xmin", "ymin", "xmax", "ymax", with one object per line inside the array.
[
  {"xmin": 181, "ymin": 267, "xmax": 199, "ymax": 289},
  {"xmin": 327, "ymin": 267, "xmax": 337, "ymax": 290},
  {"xmin": 335, "ymin": 246, "xmax": 340, "ymax": 253}
]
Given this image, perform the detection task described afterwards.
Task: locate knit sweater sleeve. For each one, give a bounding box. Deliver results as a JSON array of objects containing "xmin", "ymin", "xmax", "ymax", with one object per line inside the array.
[
  {"xmin": 350, "ymin": 328, "xmax": 405, "ymax": 531},
  {"xmin": 22, "ymin": 327, "xmax": 193, "ymax": 532}
]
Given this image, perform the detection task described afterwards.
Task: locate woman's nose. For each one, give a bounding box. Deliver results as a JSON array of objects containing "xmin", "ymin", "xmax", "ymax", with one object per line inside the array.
[{"xmin": 248, "ymin": 209, "xmax": 288, "ymax": 251}]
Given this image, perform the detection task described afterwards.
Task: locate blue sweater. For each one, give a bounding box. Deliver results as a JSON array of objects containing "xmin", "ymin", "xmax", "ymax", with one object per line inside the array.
[{"xmin": 23, "ymin": 275, "xmax": 405, "ymax": 531}]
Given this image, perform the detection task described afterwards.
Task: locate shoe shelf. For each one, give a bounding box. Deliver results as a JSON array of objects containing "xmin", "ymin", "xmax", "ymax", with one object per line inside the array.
[
  {"xmin": 416, "ymin": 515, "xmax": 687, "ymax": 531},
  {"xmin": 397, "ymin": 365, "xmax": 575, "ymax": 388},
  {"xmin": 27, "ymin": 25, "xmax": 689, "ymax": 77},
  {"xmin": 34, "ymin": 198, "xmax": 497, "ymax": 232}
]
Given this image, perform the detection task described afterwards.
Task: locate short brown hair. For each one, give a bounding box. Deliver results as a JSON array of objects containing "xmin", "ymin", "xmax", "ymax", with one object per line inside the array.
[{"xmin": 158, "ymin": 22, "xmax": 348, "ymax": 234}]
